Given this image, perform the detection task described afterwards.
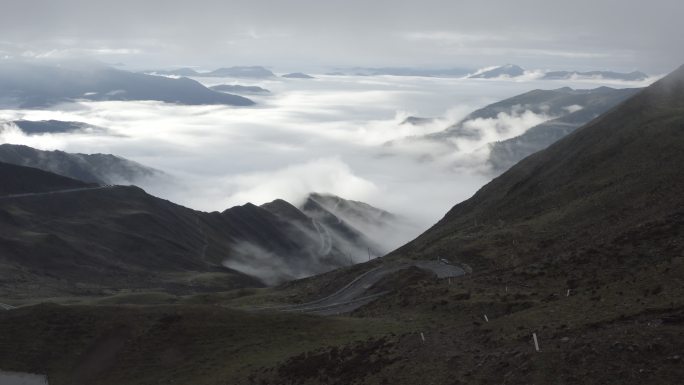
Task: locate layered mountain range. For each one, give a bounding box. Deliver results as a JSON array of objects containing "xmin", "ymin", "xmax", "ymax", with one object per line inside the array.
[
  {"xmin": 542, "ymin": 70, "xmax": 649, "ymax": 81},
  {"xmin": 430, "ymin": 87, "xmax": 639, "ymax": 140},
  {"xmin": 324, "ymin": 65, "xmax": 648, "ymax": 80},
  {"xmin": 390, "ymin": 86, "xmax": 641, "ymax": 173},
  {"xmin": 484, "ymin": 87, "xmax": 641, "ymax": 171},
  {"xmin": 0, "ymin": 61, "xmax": 254, "ymax": 108},
  {"xmin": 151, "ymin": 66, "xmax": 276, "ymax": 78},
  {"xmin": 468, "ymin": 64, "xmax": 649, "ymax": 81},
  {"xmin": 0, "ymin": 147, "xmax": 404, "ymax": 296},
  {"xmin": 331, "ymin": 67, "xmax": 472, "ymax": 77}
]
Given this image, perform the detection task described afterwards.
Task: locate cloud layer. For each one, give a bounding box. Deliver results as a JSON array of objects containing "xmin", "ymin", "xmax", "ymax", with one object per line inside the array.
[{"xmin": 0, "ymin": 73, "xmax": 652, "ymax": 237}]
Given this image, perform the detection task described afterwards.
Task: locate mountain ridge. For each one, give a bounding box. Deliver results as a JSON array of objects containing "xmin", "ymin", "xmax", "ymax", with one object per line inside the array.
[
  {"xmin": 0, "ymin": 61, "xmax": 254, "ymax": 107},
  {"xmin": 0, "ymin": 143, "xmax": 164, "ymax": 185},
  {"xmin": 0, "ymin": 161, "xmax": 400, "ymax": 296}
]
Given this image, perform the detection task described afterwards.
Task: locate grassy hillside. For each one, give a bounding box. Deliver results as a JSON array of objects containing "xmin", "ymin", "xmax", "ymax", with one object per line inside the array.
[{"xmin": 0, "ymin": 304, "xmax": 403, "ymax": 385}]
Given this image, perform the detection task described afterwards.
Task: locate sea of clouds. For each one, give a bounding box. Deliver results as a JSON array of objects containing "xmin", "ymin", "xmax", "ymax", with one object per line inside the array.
[{"xmin": 0, "ymin": 73, "xmax": 654, "ymax": 248}]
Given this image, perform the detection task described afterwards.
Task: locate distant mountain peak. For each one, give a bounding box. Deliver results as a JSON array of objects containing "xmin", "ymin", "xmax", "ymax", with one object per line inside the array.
[
  {"xmin": 469, "ymin": 64, "xmax": 525, "ymax": 79},
  {"xmin": 282, "ymin": 72, "xmax": 315, "ymax": 79},
  {"xmin": 401, "ymin": 116, "xmax": 436, "ymax": 126},
  {"xmin": 542, "ymin": 69, "xmax": 649, "ymax": 81},
  {"xmin": 260, "ymin": 198, "xmax": 311, "ymax": 223},
  {"xmin": 150, "ymin": 67, "xmax": 199, "ymax": 77},
  {"xmin": 203, "ymin": 66, "xmax": 276, "ymax": 78}
]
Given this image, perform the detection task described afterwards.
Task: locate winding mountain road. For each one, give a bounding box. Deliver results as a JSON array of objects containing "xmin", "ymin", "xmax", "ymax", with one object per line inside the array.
[
  {"xmin": 0, "ymin": 185, "xmax": 115, "ymax": 200},
  {"xmin": 270, "ymin": 260, "xmax": 466, "ymax": 316},
  {"xmin": 0, "ymin": 185, "xmax": 466, "ymax": 317}
]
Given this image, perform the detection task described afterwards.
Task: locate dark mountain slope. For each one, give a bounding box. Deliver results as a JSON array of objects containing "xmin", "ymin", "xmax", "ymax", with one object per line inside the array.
[
  {"xmin": 0, "ymin": 144, "xmax": 163, "ymax": 184},
  {"xmin": 262, "ymin": 194, "xmax": 416, "ymax": 277},
  {"xmin": 300, "ymin": 196, "xmax": 383, "ymax": 255},
  {"xmin": 261, "ymin": 199, "xmax": 312, "ymax": 224},
  {"xmin": 304, "ymin": 193, "xmax": 396, "ymax": 228},
  {"xmin": 0, "ymin": 181, "xmax": 373, "ymax": 296},
  {"xmin": 0, "ymin": 183, "xmax": 263, "ymax": 298},
  {"xmin": 0, "ymin": 167, "xmax": 395, "ymax": 296},
  {"xmin": 300, "ymin": 193, "xmax": 403, "ymax": 256},
  {"xmin": 217, "ymin": 201, "xmax": 351, "ymax": 275},
  {"xmin": 0, "ymin": 161, "xmax": 93, "ymax": 195},
  {"xmin": 393, "ymin": 65, "xmax": 684, "ymax": 270}
]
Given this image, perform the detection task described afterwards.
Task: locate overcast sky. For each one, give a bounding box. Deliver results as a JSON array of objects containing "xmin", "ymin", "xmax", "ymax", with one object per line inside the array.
[{"xmin": 1, "ymin": 0, "xmax": 682, "ymax": 73}]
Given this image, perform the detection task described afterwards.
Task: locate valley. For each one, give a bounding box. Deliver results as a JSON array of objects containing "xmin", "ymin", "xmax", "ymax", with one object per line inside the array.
[{"xmin": 0, "ymin": 53, "xmax": 681, "ymax": 385}]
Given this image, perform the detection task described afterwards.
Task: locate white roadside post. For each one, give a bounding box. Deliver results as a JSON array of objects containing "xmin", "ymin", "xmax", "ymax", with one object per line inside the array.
[
  {"xmin": 532, "ymin": 333, "xmax": 540, "ymax": 352},
  {"xmin": 420, "ymin": 332, "xmax": 426, "ymax": 343},
  {"xmin": 484, "ymin": 314, "xmax": 489, "ymax": 322}
]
